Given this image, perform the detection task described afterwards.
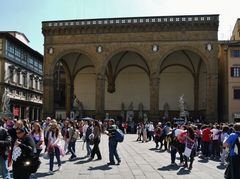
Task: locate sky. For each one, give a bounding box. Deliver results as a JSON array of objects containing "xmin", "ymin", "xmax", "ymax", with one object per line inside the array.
[{"xmin": 1, "ymin": 0, "xmax": 239, "ymax": 54}]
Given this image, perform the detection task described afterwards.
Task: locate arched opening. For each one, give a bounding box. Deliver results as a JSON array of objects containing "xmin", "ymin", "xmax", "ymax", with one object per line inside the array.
[
  {"xmin": 105, "ymin": 51, "xmax": 150, "ymax": 122},
  {"xmin": 159, "ymin": 50, "xmax": 207, "ymax": 121},
  {"xmin": 53, "ymin": 52, "xmax": 95, "ymax": 120}
]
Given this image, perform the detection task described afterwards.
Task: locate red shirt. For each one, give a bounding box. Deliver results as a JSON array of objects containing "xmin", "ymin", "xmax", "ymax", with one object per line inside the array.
[{"xmin": 202, "ymin": 128, "xmax": 211, "ymax": 142}]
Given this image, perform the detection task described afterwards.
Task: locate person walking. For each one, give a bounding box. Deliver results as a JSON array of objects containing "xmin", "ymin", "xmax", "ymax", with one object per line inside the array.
[
  {"xmin": 31, "ymin": 122, "xmax": 44, "ymax": 157},
  {"xmin": 105, "ymin": 119, "xmax": 121, "ymax": 165},
  {"xmin": 89, "ymin": 120, "xmax": 102, "ymax": 160},
  {"xmin": 0, "ymin": 120, "xmax": 11, "ymax": 179},
  {"xmin": 12, "ymin": 127, "xmax": 36, "ymax": 179},
  {"xmin": 68, "ymin": 120, "xmax": 77, "ymax": 160},
  {"xmin": 47, "ymin": 121, "xmax": 62, "ymax": 174}
]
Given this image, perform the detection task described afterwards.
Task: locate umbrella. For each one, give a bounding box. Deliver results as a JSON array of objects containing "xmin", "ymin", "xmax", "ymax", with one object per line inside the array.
[{"xmin": 81, "ymin": 117, "xmax": 94, "ymax": 121}]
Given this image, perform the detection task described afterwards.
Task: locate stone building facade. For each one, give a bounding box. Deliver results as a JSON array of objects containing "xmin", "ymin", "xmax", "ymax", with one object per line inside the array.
[
  {"xmin": 42, "ymin": 15, "xmax": 219, "ymax": 122},
  {"xmin": 0, "ymin": 32, "xmax": 43, "ymax": 121}
]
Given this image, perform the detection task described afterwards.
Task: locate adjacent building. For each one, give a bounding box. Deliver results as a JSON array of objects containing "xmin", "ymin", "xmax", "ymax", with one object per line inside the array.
[
  {"xmin": 0, "ymin": 31, "xmax": 43, "ymax": 121},
  {"xmin": 219, "ymin": 19, "xmax": 240, "ymax": 123}
]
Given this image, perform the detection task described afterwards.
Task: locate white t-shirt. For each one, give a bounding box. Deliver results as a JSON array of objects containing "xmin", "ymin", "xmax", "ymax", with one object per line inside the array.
[{"xmin": 211, "ymin": 128, "xmax": 219, "ymax": 141}]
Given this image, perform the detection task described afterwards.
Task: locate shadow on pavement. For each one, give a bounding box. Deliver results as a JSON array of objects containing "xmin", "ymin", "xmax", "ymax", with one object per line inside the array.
[
  {"xmin": 158, "ymin": 164, "xmax": 180, "ymax": 171},
  {"xmin": 88, "ymin": 164, "xmax": 112, "ymax": 171},
  {"xmin": 177, "ymin": 168, "xmax": 191, "ymax": 175},
  {"xmin": 149, "ymin": 147, "xmax": 158, "ymax": 151},
  {"xmin": 198, "ymin": 158, "xmax": 209, "ymax": 163},
  {"xmin": 217, "ymin": 164, "xmax": 226, "ymax": 170},
  {"xmin": 31, "ymin": 172, "xmax": 51, "ymax": 178}
]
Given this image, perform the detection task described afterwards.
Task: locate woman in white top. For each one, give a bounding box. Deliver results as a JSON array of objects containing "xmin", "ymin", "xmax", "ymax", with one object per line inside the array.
[{"xmin": 47, "ymin": 121, "xmax": 62, "ymax": 174}]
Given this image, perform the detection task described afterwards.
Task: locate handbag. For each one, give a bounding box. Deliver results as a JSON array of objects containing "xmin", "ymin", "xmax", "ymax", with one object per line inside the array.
[
  {"xmin": 184, "ymin": 142, "xmax": 194, "ymax": 157},
  {"xmin": 184, "ymin": 146, "xmax": 192, "ymax": 157},
  {"xmin": 22, "ymin": 154, "xmax": 41, "ymax": 173}
]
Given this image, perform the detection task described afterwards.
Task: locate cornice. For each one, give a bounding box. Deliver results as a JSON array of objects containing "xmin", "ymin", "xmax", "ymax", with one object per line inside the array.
[{"xmin": 42, "ymin": 15, "xmax": 219, "ymax": 36}]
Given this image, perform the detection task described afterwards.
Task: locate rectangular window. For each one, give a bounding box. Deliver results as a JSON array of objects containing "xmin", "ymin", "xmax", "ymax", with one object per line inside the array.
[
  {"xmin": 9, "ymin": 69, "xmax": 14, "ymax": 82},
  {"xmin": 23, "ymin": 74, "xmax": 27, "ymax": 87},
  {"xmin": 231, "ymin": 67, "xmax": 240, "ymax": 77},
  {"xmin": 234, "ymin": 89, "xmax": 240, "ymax": 99},
  {"xmin": 35, "ymin": 79, "xmax": 38, "ymax": 90},
  {"xmin": 17, "ymin": 72, "xmax": 21, "ymax": 85},
  {"xmin": 231, "ymin": 50, "xmax": 240, "ymax": 57}
]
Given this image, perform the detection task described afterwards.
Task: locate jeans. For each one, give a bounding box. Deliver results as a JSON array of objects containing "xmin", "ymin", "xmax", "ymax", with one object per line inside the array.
[
  {"xmin": 68, "ymin": 141, "xmax": 76, "ymax": 158},
  {"xmin": 108, "ymin": 138, "xmax": 120, "ymax": 163},
  {"xmin": 0, "ymin": 156, "xmax": 10, "ymax": 179},
  {"xmin": 49, "ymin": 147, "xmax": 61, "ymax": 171},
  {"xmin": 86, "ymin": 141, "xmax": 92, "ymax": 156},
  {"xmin": 91, "ymin": 138, "xmax": 102, "ymax": 159},
  {"xmin": 202, "ymin": 141, "xmax": 210, "ymax": 157}
]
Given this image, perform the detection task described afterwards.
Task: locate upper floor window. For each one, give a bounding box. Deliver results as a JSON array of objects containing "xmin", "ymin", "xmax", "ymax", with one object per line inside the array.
[
  {"xmin": 29, "ymin": 75, "xmax": 34, "ymax": 89},
  {"xmin": 8, "ymin": 67, "xmax": 14, "ymax": 83},
  {"xmin": 231, "ymin": 50, "xmax": 240, "ymax": 57},
  {"xmin": 35, "ymin": 79, "xmax": 38, "ymax": 90},
  {"xmin": 234, "ymin": 88, "xmax": 240, "ymax": 99},
  {"xmin": 16, "ymin": 71, "xmax": 21, "ymax": 85},
  {"xmin": 231, "ymin": 67, "xmax": 240, "ymax": 77}
]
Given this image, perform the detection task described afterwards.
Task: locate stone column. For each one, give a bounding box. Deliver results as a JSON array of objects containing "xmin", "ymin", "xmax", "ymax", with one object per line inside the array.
[
  {"xmin": 149, "ymin": 74, "xmax": 160, "ymax": 121},
  {"xmin": 95, "ymin": 73, "xmax": 105, "ymax": 120},
  {"xmin": 65, "ymin": 82, "xmax": 73, "ymax": 117},
  {"xmin": 194, "ymin": 75, "xmax": 199, "ymax": 111},
  {"xmin": 206, "ymin": 72, "xmax": 218, "ymax": 122},
  {"xmin": 43, "ymin": 76, "xmax": 54, "ymax": 118}
]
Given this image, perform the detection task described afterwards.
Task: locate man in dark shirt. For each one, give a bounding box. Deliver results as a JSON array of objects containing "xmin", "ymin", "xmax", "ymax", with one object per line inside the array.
[
  {"xmin": 0, "ymin": 119, "xmax": 11, "ymax": 179},
  {"xmin": 106, "ymin": 119, "xmax": 121, "ymax": 165}
]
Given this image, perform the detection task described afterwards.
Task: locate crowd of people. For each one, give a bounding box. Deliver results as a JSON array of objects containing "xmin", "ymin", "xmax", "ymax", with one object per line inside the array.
[
  {"xmin": 134, "ymin": 120, "xmax": 240, "ymax": 178},
  {"xmin": 0, "ymin": 117, "xmax": 122, "ymax": 179},
  {"xmin": 1, "ymin": 116, "xmax": 240, "ymax": 179}
]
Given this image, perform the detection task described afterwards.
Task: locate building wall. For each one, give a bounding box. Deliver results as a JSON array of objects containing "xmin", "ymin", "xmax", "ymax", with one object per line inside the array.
[{"xmin": 228, "ymin": 46, "xmax": 240, "ymax": 122}]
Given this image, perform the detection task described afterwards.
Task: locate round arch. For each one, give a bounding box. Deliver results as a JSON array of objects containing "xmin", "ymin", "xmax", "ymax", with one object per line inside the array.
[
  {"xmin": 158, "ymin": 45, "xmax": 210, "ymax": 75},
  {"xmin": 47, "ymin": 48, "xmax": 97, "ymax": 76},
  {"xmin": 101, "ymin": 47, "xmax": 150, "ymax": 75}
]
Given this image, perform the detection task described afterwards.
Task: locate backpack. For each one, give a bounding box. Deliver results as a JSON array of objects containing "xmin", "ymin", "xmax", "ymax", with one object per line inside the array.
[
  {"xmin": 72, "ymin": 129, "xmax": 80, "ymax": 140},
  {"xmin": 115, "ymin": 128, "xmax": 124, "ymax": 142}
]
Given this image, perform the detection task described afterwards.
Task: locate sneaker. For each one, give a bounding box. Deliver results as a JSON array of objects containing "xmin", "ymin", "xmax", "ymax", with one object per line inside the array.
[
  {"xmin": 47, "ymin": 170, "xmax": 54, "ymax": 175},
  {"xmin": 116, "ymin": 160, "xmax": 121, "ymax": 165},
  {"xmin": 57, "ymin": 166, "xmax": 62, "ymax": 171},
  {"xmin": 107, "ymin": 162, "xmax": 115, "ymax": 165},
  {"xmin": 170, "ymin": 162, "xmax": 177, "ymax": 166}
]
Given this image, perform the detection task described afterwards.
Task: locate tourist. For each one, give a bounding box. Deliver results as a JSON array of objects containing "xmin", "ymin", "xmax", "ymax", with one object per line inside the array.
[
  {"xmin": 105, "ymin": 119, "xmax": 121, "ymax": 165},
  {"xmin": 12, "ymin": 127, "xmax": 36, "ymax": 179},
  {"xmin": 42, "ymin": 117, "xmax": 52, "ymax": 152},
  {"xmin": 68, "ymin": 120, "xmax": 77, "ymax": 160},
  {"xmin": 47, "ymin": 121, "xmax": 62, "ymax": 174},
  {"xmin": 220, "ymin": 125, "xmax": 229, "ymax": 165},
  {"xmin": 223, "ymin": 123, "xmax": 240, "ymax": 179},
  {"xmin": 61, "ymin": 119, "xmax": 70, "ymax": 154},
  {"xmin": 0, "ymin": 119, "xmax": 11, "ymax": 179},
  {"xmin": 31, "ymin": 122, "xmax": 44, "ymax": 157},
  {"xmin": 183, "ymin": 126, "xmax": 196, "ymax": 170},
  {"xmin": 201, "ymin": 125, "xmax": 211, "ymax": 159},
  {"xmin": 89, "ymin": 120, "xmax": 102, "ymax": 160}
]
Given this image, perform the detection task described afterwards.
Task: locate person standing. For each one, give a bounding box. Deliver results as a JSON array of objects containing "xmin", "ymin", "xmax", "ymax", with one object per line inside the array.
[
  {"xmin": 223, "ymin": 123, "xmax": 240, "ymax": 179},
  {"xmin": 0, "ymin": 120, "xmax": 11, "ymax": 179},
  {"xmin": 89, "ymin": 120, "xmax": 102, "ymax": 160},
  {"xmin": 106, "ymin": 119, "xmax": 121, "ymax": 165}
]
